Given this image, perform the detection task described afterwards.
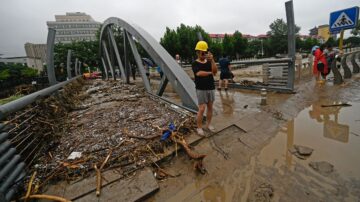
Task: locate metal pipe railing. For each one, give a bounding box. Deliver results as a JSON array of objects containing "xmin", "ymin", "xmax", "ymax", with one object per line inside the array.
[
  {"xmin": 0, "ymin": 141, "xmax": 11, "ymax": 154},
  {"xmin": 182, "ymin": 57, "xmax": 293, "ymax": 68},
  {"xmin": 0, "ymin": 148, "xmax": 16, "ymax": 167},
  {"xmin": 0, "ymin": 76, "xmax": 82, "ymax": 202},
  {"xmin": 0, "ymin": 162, "xmax": 25, "ymax": 193},
  {"xmin": 0, "ymin": 76, "xmax": 81, "ymax": 120},
  {"xmin": 0, "ymin": 132, "xmax": 9, "ymax": 143}
]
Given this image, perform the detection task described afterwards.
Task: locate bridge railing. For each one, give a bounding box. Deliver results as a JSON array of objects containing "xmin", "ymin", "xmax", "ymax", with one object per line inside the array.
[
  {"xmin": 182, "ymin": 58, "xmax": 294, "ymax": 93},
  {"xmin": 0, "ymin": 76, "xmax": 81, "ymax": 202},
  {"xmin": 293, "ymin": 47, "xmax": 360, "ymax": 83}
]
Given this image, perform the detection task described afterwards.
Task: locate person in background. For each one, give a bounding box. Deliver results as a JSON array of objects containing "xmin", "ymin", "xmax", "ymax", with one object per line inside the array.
[
  {"xmin": 143, "ymin": 62, "xmax": 150, "ymax": 81},
  {"xmin": 156, "ymin": 66, "xmax": 163, "ymax": 78},
  {"xmin": 175, "ymin": 54, "xmax": 181, "ymax": 65},
  {"xmin": 218, "ymin": 55, "xmax": 232, "ymax": 91},
  {"xmin": 313, "ymin": 44, "xmax": 329, "ymax": 84},
  {"xmin": 192, "ymin": 41, "xmax": 217, "ymax": 136}
]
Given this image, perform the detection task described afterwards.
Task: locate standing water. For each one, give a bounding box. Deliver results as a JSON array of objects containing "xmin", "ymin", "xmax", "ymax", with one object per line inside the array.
[{"xmin": 259, "ymin": 102, "xmax": 360, "ymax": 180}]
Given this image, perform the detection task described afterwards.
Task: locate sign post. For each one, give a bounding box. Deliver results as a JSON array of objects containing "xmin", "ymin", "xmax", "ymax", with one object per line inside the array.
[{"xmin": 329, "ymin": 6, "xmax": 359, "ymax": 52}]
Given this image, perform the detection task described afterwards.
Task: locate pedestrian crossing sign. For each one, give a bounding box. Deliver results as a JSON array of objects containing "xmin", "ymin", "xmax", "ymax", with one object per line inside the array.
[{"xmin": 329, "ymin": 6, "xmax": 359, "ymax": 33}]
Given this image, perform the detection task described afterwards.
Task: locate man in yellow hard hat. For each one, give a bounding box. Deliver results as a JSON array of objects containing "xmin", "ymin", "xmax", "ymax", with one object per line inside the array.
[{"xmin": 192, "ymin": 41, "xmax": 217, "ymax": 136}]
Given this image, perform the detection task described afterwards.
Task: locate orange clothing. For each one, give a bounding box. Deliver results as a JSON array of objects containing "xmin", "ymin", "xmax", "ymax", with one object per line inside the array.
[{"xmin": 313, "ymin": 49, "xmax": 328, "ymax": 75}]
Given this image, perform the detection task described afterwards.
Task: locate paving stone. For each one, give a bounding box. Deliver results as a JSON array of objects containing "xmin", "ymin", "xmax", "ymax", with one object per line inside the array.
[
  {"xmin": 63, "ymin": 169, "xmax": 122, "ymax": 200},
  {"xmin": 234, "ymin": 115, "xmax": 261, "ymax": 132},
  {"xmin": 75, "ymin": 168, "xmax": 159, "ymax": 202},
  {"xmin": 294, "ymin": 145, "xmax": 314, "ymax": 156},
  {"xmin": 309, "ymin": 161, "xmax": 334, "ymax": 176}
]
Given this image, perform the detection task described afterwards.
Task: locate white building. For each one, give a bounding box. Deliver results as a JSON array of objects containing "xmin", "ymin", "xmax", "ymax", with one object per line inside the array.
[
  {"xmin": 24, "ymin": 43, "xmax": 47, "ymax": 72},
  {"xmin": 0, "ymin": 57, "xmax": 27, "ymax": 65},
  {"xmin": 47, "ymin": 12, "xmax": 101, "ymax": 43}
]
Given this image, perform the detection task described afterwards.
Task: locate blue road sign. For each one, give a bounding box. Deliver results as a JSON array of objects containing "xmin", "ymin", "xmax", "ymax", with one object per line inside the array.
[{"xmin": 329, "ymin": 6, "xmax": 359, "ymax": 33}]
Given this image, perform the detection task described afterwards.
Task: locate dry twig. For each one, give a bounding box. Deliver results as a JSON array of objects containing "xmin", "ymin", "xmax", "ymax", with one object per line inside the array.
[
  {"xmin": 94, "ymin": 165, "xmax": 101, "ymax": 197},
  {"xmin": 25, "ymin": 171, "xmax": 37, "ymax": 201},
  {"xmin": 20, "ymin": 194, "xmax": 71, "ymax": 202}
]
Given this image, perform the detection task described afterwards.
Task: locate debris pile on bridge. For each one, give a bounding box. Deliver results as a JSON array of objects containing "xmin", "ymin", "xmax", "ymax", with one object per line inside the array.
[
  {"xmin": 20, "ymin": 80, "xmax": 202, "ymax": 195},
  {"xmin": 0, "ymin": 78, "xmax": 87, "ymax": 197}
]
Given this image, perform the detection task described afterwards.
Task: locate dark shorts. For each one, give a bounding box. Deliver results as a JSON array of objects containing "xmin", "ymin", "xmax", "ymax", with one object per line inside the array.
[{"xmin": 220, "ymin": 72, "xmax": 232, "ymax": 80}]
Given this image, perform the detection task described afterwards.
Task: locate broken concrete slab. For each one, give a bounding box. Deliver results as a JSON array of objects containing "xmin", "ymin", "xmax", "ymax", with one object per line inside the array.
[
  {"xmin": 294, "ymin": 145, "xmax": 314, "ymax": 156},
  {"xmin": 75, "ymin": 168, "xmax": 159, "ymax": 202},
  {"xmin": 309, "ymin": 161, "xmax": 334, "ymax": 176},
  {"xmin": 43, "ymin": 169, "xmax": 124, "ymax": 200},
  {"xmin": 234, "ymin": 115, "xmax": 260, "ymax": 132},
  {"xmin": 64, "ymin": 169, "xmax": 124, "ymax": 200},
  {"xmin": 288, "ymin": 145, "xmax": 314, "ymax": 160}
]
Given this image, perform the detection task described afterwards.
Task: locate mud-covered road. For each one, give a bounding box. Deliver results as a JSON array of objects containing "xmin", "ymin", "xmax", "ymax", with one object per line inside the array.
[{"xmin": 149, "ymin": 75, "xmax": 360, "ymax": 202}]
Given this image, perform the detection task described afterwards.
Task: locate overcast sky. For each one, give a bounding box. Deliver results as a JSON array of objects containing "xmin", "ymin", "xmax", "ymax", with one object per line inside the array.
[{"xmin": 0, "ymin": 0, "xmax": 358, "ymax": 57}]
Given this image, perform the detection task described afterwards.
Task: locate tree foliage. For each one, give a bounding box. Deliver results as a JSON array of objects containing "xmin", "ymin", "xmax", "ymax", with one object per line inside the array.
[
  {"xmin": 160, "ymin": 24, "xmax": 210, "ymax": 62},
  {"xmin": 233, "ymin": 31, "xmax": 248, "ymax": 58},
  {"xmin": 54, "ymin": 40, "xmax": 99, "ymax": 80},
  {"xmin": 160, "ymin": 25, "xmax": 249, "ymax": 61},
  {"xmin": 0, "ymin": 63, "xmax": 38, "ymax": 81},
  {"xmin": 222, "ymin": 34, "xmax": 234, "ymax": 58},
  {"xmin": 351, "ymin": 19, "xmax": 360, "ymax": 36},
  {"xmin": 344, "ymin": 36, "xmax": 360, "ymax": 47},
  {"xmin": 267, "ymin": 18, "xmax": 301, "ymax": 55}
]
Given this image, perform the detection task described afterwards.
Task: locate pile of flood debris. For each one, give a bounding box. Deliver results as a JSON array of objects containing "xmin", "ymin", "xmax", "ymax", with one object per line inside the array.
[{"xmin": 10, "ymin": 79, "xmax": 206, "ymax": 200}]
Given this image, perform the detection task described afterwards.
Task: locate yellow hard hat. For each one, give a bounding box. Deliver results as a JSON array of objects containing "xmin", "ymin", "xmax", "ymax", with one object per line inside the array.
[{"xmin": 195, "ymin": 41, "xmax": 208, "ymax": 52}]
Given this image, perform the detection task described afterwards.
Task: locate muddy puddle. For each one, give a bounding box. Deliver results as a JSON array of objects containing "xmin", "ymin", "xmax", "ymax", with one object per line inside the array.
[
  {"xmin": 153, "ymin": 102, "xmax": 360, "ymax": 201},
  {"xmin": 258, "ymin": 102, "xmax": 360, "ymax": 180}
]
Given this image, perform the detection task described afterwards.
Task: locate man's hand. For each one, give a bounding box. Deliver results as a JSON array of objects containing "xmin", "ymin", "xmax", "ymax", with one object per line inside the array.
[
  {"xmin": 207, "ymin": 52, "xmax": 217, "ymax": 75},
  {"xmin": 206, "ymin": 52, "xmax": 214, "ymax": 61}
]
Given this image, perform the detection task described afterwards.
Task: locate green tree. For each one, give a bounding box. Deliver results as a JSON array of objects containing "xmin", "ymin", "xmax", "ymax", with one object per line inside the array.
[
  {"xmin": 0, "ymin": 69, "xmax": 10, "ymax": 80},
  {"xmin": 210, "ymin": 41, "xmax": 223, "ymax": 60},
  {"xmin": 0, "ymin": 63, "xmax": 39, "ymax": 81},
  {"xmin": 344, "ymin": 36, "xmax": 360, "ymax": 47},
  {"xmin": 233, "ymin": 31, "xmax": 248, "ymax": 59},
  {"xmin": 222, "ymin": 34, "xmax": 234, "ymax": 58},
  {"xmin": 301, "ymin": 37, "xmax": 319, "ymax": 52},
  {"xmin": 325, "ymin": 37, "xmax": 337, "ymax": 47},
  {"xmin": 296, "ymin": 37, "xmax": 304, "ymax": 52},
  {"xmin": 267, "ymin": 18, "xmax": 301, "ymax": 56},
  {"xmin": 160, "ymin": 27, "xmax": 180, "ymax": 58},
  {"xmin": 351, "ymin": 19, "xmax": 360, "ymax": 36},
  {"xmin": 245, "ymin": 39, "xmax": 261, "ymax": 58},
  {"xmin": 160, "ymin": 24, "xmax": 210, "ymax": 62},
  {"xmin": 54, "ymin": 40, "xmax": 99, "ymax": 79}
]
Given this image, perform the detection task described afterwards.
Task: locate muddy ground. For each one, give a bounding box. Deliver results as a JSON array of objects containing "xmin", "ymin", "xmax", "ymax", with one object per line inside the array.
[{"xmin": 12, "ymin": 71, "xmax": 360, "ymax": 201}]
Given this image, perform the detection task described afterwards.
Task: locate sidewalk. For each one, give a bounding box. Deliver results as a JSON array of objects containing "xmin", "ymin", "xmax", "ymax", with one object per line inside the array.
[{"xmin": 148, "ymin": 75, "xmax": 360, "ymax": 201}]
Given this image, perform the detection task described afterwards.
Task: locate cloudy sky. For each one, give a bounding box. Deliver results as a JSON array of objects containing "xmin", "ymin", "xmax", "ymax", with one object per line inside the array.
[{"xmin": 0, "ymin": 0, "xmax": 358, "ymax": 57}]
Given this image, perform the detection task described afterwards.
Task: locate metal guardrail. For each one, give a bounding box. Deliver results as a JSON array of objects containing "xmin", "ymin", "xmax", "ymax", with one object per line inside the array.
[
  {"xmin": 0, "ymin": 76, "xmax": 80, "ymax": 120},
  {"xmin": 0, "ymin": 127, "xmax": 26, "ymax": 202},
  {"xmin": 0, "ymin": 76, "xmax": 81, "ymax": 202},
  {"xmin": 184, "ymin": 58, "xmax": 294, "ymax": 93}
]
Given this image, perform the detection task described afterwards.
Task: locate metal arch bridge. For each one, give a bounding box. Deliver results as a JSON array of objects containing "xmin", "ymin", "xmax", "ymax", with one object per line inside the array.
[
  {"xmin": 97, "ymin": 17, "xmax": 198, "ymax": 110},
  {"xmin": 45, "ymin": 17, "xmax": 199, "ymax": 111}
]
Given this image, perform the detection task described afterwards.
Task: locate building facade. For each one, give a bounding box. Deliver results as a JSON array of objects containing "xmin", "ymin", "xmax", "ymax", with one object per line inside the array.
[
  {"xmin": 24, "ymin": 43, "xmax": 47, "ymax": 72},
  {"xmin": 47, "ymin": 12, "xmax": 101, "ymax": 43},
  {"xmin": 309, "ymin": 25, "xmax": 337, "ymax": 43},
  {"xmin": 0, "ymin": 57, "xmax": 27, "ymax": 65},
  {"xmin": 317, "ymin": 25, "xmax": 331, "ymax": 42}
]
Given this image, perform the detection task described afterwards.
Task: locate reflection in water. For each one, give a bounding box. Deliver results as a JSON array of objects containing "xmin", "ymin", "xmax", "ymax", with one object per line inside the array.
[
  {"xmin": 308, "ymin": 102, "xmax": 349, "ymax": 143},
  {"xmin": 219, "ymin": 91, "xmax": 234, "ymax": 115},
  {"xmin": 202, "ymin": 183, "xmax": 226, "ymax": 202},
  {"xmin": 284, "ymin": 102, "xmax": 350, "ymax": 167},
  {"xmin": 267, "ymin": 102, "xmax": 360, "ymax": 180},
  {"xmin": 285, "ymin": 120, "xmax": 294, "ymax": 168}
]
